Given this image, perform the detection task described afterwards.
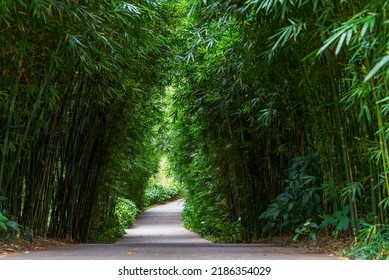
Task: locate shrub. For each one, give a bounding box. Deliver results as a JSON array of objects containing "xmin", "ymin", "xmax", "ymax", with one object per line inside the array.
[
  {"xmin": 0, "ymin": 208, "xmax": 32, "ymax": 243},
  {"xmin": 0, "ymin": 210, "xmax": 19, "ymax": 239},
  {"xmin": 259, "ymin": 154, "xmax": 322, "ymax": 235},
  {"xmin": 91, "ymin": 220, "xmax": 124, "ymax": 243},
  {"xmin": 115, "ymin": 198, "xmax": 138, "ymax": 229},
  {"xmin": 143, "ymin": 184, "xmax": 183, "ymax": 208},
  {"xmin": 345, "ymin": 223, "xmax": 389, "ymax": 260}
]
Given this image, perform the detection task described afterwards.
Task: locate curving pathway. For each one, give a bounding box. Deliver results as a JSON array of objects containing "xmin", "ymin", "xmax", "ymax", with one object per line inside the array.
[{"xmin": 1, "ymin": 199, "xmax": 339, "ymax": 260}]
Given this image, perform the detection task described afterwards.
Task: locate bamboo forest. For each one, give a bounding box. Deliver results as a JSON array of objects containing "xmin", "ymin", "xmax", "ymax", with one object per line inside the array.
[{"xmin": 0, "ymin": 0, "xmax": 388, "ymax": 259}]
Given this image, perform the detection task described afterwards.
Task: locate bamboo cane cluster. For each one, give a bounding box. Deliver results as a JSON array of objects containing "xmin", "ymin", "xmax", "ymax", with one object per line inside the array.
[
  {"xmin": 170, "ymin": 0, "xmax": 388, "ymax": 241},
  {"xmin": 0, "ymin": 0, "xmax": 171, "ymax": 242}
]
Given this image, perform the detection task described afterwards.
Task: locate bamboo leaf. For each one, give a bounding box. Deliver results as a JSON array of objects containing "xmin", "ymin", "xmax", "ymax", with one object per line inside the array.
[
  {"xmin": 6, "ymin": 220, "xmax": 20, "ymax": 231},
  {"xmin": 362, "ymin": 104, "xmax": 372, "ymax": 123},
  {"xmin": 360, "ymin": 21, "xmax": 369, "ymax": 38},
  {"xmin": 377, "ymin": 95, "xmax": 389, "ymax": 104},
  {"xmin": 185, "ymin": 52, "xmax": 195, "ymax": 64},
  {"xmin": 25, "ymin": 228, "xmax": 33, "ymax": 243},
  {"xmin": 364, "ymin": 55, "xmax": 389, "ymax": 82},
  {"xmin": 0, "ymin": 211, "xmax": 7, "ymax": 221},
  {"xmin": 312, "ymin": 0, "xmax": 318, "ymax": 10},
  {"xmin": 0, "ymin": 221, "xmax": 7, "ymax": 231},
  {"xmin": 345, "ymin": 29, "xmax": 353, "ymax": 45},
  {"xmin": 335, "ymin": 32, "xmax": 346, "ymax": 55},
  {"xmin": 68, "ymin": 35, "xmax": 85, "ymax": 48},
  {"xmin": 318, "ymin": 29, "xmax": 344, "ymax": 54},
  {"xmin": 338, "ymin": 216, "xmax": 349, "ymax": 231},
  {"xmin": 116, "ymin": 3, "xmax": 141, "ymax": 15}
]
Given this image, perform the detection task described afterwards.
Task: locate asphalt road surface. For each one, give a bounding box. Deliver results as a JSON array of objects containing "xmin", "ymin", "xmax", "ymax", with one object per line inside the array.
[{"xmin": 2, "ymin": 199, "xmax": 339, "ymax": 260}]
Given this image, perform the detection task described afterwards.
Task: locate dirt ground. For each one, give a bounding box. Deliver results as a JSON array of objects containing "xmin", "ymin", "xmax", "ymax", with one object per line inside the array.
[
  {"xmin": 0, "ymin": 236, "xmax": 73, "ymax": 257},
  {"xmin": 255, "ymin": 234, "xmax": 353, "ymax": 256}
]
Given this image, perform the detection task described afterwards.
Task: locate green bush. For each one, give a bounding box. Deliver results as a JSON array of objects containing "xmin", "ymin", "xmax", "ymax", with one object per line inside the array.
[
  {"xmin": 345, "ymin": 223, "xmax": 389, "ymax": 260},
  {"xmin": 143, "ymin": 184, "xmax": 183, "ymax": 208},
  {"xmin": 0, "ymin": 205, "xmax": 32, "ymax": 243},
  {"xmin": 0, "ymin": 210, "xmax": 19, "ymax": 235},
  {"xmin": 181, "ymin": 186, "xmax": 244, "ymax": 243},
  {"xmin": 115, "ymin": 198, "xmax": 138, "ymax": 229},
  {"xmin": 1, "ymin": 195, "xmax": 21, "ymax": 240},
  {"xmin": 320, "ymin": 206, "xmax": 351, "ymax": 237},
  {"xmin": 259, "ymin": 154, "xmax": 322, "ymax": 235},
  {"xmin": 90, "ymin": 198, "xmax": 138, "ymax": 243},
  {"xmin": 91, "ymin": 219, "xmax": 124, "ymax": 243},
  {"xmin": 92, "ymin": 188, "xmax": 181, "ymax": 243}
]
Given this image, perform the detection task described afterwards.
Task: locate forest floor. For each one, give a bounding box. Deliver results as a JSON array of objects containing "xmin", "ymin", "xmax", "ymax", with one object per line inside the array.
[
  {"xmin": 0, "ymin": 236, "xmax": 73, "ymax": 257},
  {"xmin": 254, "ymin": 234, "xmax": 353, "ymax": 256}
]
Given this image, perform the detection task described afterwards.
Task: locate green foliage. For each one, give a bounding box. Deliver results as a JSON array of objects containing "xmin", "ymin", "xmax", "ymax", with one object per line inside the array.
[
  {"xmin": 0, "ymin": 0, "xmax": 173, "ymax": 242},
  {"xmin": 0, "ymin": 206, "xmax": 32, "ymax": 243},
  {"xmin": 89, "ymin": 197, "xmax": 138, "ymax": 243},
  {"xmin": 321, "ymin": 206, "xmax": 351, "ymax": 237},
  {"xmin": 1, "ymin": 0, "xmax": 388, "ymax": 248},
  {"xmin": 182, "ymin": 188, "xmax": 244, "ymax": 243},
  {"xmin": 115, "ymin": 198, "xmax": 138, "ymax": 229},
  {"xmin": 293, "ymin": 219, "xmax": 318, "ymax": 241},
  {"xmin": 0, "ymin": 210, "xmax": 21, "ymax": 234},
  {"xmin": 259, "ymin": 154, "xmax": 322, "ymax": 235},
  {"xmin": 170, "ymin": 0, "xmax": 388, "ymax": 245},
  {"xmin": 0, "ymin": 211, "xmax": 10, "ymax": 232},
  {"xmin": 345, "ymin": 223, "xmax": 389, "ymax": 260},
  {"xmin": 90, "ymin": 218, "xmax": 124, "ymax": 244},
  {"xmin": 143, "ymin": 184, "xmax": 183, "ymax": 208}
]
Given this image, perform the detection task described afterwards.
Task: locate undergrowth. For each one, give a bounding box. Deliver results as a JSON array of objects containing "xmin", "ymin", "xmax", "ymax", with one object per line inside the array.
[
  {"xmin": 143, "ymin": 184, "xmax": 183, "ymax": 209},
  {"xmin": 345, "ymin": 223, "xmax": 389, "ymax": 260}
]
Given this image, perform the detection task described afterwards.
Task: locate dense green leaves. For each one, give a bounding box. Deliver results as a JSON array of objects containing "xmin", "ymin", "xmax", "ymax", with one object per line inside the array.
[
  {"xmin": 169, "ymin": 0, "xmax": 389, "ymax": 249},
  {"xmin": 0, "ymin": 0, "xmax": 172, "ymax": 242},
  {"xmin": 1, "ymin": 0, "xmax": 388, "ymax": 256},
  {"xmin": 115, "ymin": 198, "xmax": 138, "ymax": 229},
  {"xmin": 346, "ymin": 223, "xmax": 389, "ymax": 259},
  {"xmin": 143, "ymin": 184, "xmax": 183, "ymax": 208}
]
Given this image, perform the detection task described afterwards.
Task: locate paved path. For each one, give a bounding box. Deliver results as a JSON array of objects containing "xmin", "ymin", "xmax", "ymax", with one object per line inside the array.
[{"xmin": 2, "ymin": 199, "xmax": 338, "ymax": 260}]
